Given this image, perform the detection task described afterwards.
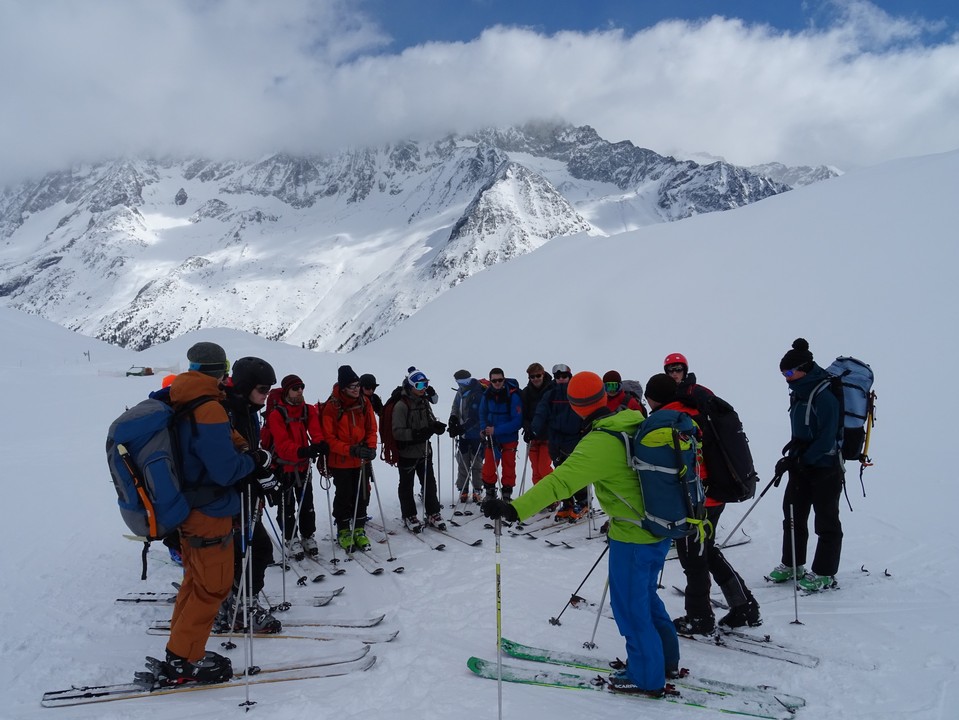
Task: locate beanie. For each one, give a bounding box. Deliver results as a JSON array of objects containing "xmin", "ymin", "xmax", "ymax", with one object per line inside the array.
[
  {"xmin": 779, "ymin": 338, "xmax": 814, "ymax": 372},
  {"xmin": 602, "ymin": 370, "xmax": 622, "ymax": 384},
  {"xmin": 407, "ymin": 367, "xmax": 429, "ymax": 386},
  {"xmin": 359, "ymin": 373, "xmax": 378, "ymax": 389},
  {"xmin": 161, "ymin": 373, "xmax": 176, "ymax": 389},
  {"xmin": 453, "ymin": 369, "xmax": 471, "ymax": 381},
  {"xmin": 567, "ymin": 371, "xmax": 607, "ymax": 417},
  {"xmin": 187, "ymin": 341, "xmax": 228, "ymax": 377},
  {"xmin": 645, "ymin": 373, "xmax": 678, "ymax": 405},
  {"xmin": 338, "ymin": 365, "xmax": 360, "ymax": 387},
  {"xmin": 281, "ymin": 374, "xmax": 304, "ymax": 393}
]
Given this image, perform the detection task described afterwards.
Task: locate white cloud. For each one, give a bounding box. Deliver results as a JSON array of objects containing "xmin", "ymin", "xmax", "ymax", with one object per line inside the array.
[{"xmin": 1, "ymin": 0, "xmax": 957, "ymax": 185}]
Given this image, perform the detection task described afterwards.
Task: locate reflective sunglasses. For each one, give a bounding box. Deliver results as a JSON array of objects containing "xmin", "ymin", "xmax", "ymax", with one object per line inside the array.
[
  {"xmin": 666, "ymin": 364, "xmax": 686, "ymax": 374},
  {"xmin": 412, "ymin": 380, "xmax": 429, "ymax": 390},
  {"xmin": 605, "ymin": 382, "xmax": 621, "ymax": 393},
  {"xmin": 528, "ymin": 373, "xmax": 543, "ymax": 380},
  {"xmin": 490, "ymin": 378, "xmax": 505, "ymax": 384},
  {"xmin": 781, "ymin": 368, "xmax": 801, "ymax": 378},
  {"xmin": 254, "ymin": 384, "xmax": 272, "ymax": 394}
]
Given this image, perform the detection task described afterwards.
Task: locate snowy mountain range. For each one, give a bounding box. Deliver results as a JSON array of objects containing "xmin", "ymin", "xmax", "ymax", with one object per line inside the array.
[{"xmin": 0, "ymin": 122, "xmax": 834, "ymax": 352}]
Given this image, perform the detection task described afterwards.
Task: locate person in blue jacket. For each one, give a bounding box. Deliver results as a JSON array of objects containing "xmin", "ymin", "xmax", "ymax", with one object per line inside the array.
[
  {"xmin": 478, "ymin": 367, "xmax": 523, "ymax": 501},
  {"xmin": 768, "ymin": 338, "xmax": 844, "ymax": 592},
  {"xmin": 531, "ymin": 363, "xmax": 589, "ymax": 519}
]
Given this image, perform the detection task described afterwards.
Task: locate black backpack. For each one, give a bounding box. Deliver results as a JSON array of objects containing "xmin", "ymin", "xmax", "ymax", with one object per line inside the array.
[{"xmin": 695, "ymin": 395, "xmax": 758, "ymax": 503}]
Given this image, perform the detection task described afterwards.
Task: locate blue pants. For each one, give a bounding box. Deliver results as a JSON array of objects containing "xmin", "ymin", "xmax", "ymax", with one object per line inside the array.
[{"xmin": 608, "ymin": 538, "xmax": 679, "ymax": 690}]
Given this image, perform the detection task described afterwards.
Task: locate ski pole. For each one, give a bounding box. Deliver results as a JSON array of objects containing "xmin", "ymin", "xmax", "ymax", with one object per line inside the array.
[
  {"xmin": 318, "ymin": 459, "xmax": 339, "ymax": 567},
  {"xmin": 368, "ymin": 463, "xmax": 398, "ymax": 562},
  {"xmin": 789, "ymin": 503, "xmax": 803, "ymax": 625},
  {"xmin": 516, "ymin": 441, "xmax": 530, "ymax": 495},
  {"xmin": 549, "ymin": 543, "xmax": 610, "ymax": 625},
  {"xmin": 436, "ymin": 434, "xmax": 442, "ymax": 507},
  {"xmin": 718, "ymin": 475, "xmax": 778, "ymax": 549},
  {"xmin": 450, "ymin": 436, "xmax": 457, "ymax": 507},
  {"xmin": 583, "ymin": 577, "xmax": 610, "ymax": 650},
  {"xmin": 495, "ymin": 515, "xmax": 503, "ymax": 720}
]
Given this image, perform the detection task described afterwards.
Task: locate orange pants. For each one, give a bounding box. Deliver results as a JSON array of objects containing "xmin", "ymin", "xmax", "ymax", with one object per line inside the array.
[
  {"xmin": 167, "ymin": 511, "xmax": 234, "ymax": 662},
  {"xmin": 482, "ymin": 442, "xmax": 518, "ymax": 488},
  {"xmin": 529, "ymin": 440, "xmax": 553, "ymax": 484}
]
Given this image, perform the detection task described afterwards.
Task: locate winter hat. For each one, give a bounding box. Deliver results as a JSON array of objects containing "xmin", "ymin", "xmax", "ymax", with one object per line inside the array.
[
  {"xmin": 161, "ymin": 373, "xmax": 176, "ymax": 388},
  {"xmin": 779, "ymin": 338, "xmax": 814, "ymax": 372},
  {"xmin": 645, "ymin": 373, "xmax": 678, "ymax": 405},
  {"xmin": 187, "ymin": 342, "xmax": 228, "ymax": 377},
  {"xmin": 602, "ymin": 370, "xmax": 622, "ymax": 384},
  {"xmin": 453, "ymin": 369, "xmax": 471, "ymax": 381},
  {"xmin": 407, "ymin": 367, "xmax": 429, "ymax": 386},
  {"xmin": 359, "ymin": 373, "xmax": 378, "ymax": 390},
  {"xmin": 567, "ymin": 371, "xmax": 607, "ymax": 417},
  {"xmin": 231, "ymin": 357, "xmax": 276, "ymax": 396},
  {"xmin": 552, "ymin": 363, "xmax": 571, "ymax": 375},
  {"xmin": 338, "ymin": 365, "xmax": 361, "ymax": 387},
  {"xmin": 281, "ymin": 374, "xmax": 304, "ymax": 393}
]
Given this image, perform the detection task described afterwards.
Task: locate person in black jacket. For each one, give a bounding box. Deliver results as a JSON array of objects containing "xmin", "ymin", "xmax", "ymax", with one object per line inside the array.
[{"xmin": 522, "ymin": 362, "xmax": 554, "ymax": 488}]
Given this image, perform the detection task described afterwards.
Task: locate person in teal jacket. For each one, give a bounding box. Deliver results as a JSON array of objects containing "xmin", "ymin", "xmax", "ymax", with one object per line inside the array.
[{"xmin": 483, "ymin": 371, "xmax": 679, "ymax": 698}]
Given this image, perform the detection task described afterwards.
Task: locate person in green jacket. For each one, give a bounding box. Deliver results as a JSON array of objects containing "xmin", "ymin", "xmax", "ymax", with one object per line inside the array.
[{"xmin": 482, "ymin": 371, "xmax": 679, "ymax": 698}]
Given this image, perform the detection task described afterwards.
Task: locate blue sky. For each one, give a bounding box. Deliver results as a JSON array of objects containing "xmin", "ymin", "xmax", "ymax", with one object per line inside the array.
[
  {"xmin": 1, "ymin": 0, "xmax": 958, "ymax": 183},
  {"xmin": 360, "ymin": 0, "xmax": 957, "ymax": 50}
]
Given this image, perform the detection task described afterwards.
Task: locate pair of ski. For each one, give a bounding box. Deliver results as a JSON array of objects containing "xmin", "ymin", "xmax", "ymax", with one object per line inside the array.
[
  {"xmin": 41, "ymin": 645, "xmax": 376, "ymax": 707},
  {"xmin": 468, "ymin": 638, "xmax": 805, "ymax": 719},
  {"xmin": 676, "ymin": 629, "xmax": 820, "ymax": 668},
  {"xmin": 117, "ymin": 585, "xmax": 345, "ymax": 609},
  {"xmin": 146, "ymin": 620, "xmax": 398, "ymax": 645}
]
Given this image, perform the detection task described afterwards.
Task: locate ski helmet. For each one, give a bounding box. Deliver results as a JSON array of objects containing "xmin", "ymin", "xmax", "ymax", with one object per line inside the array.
[
  {"xmin": 663, "ymin": 353, "xmax": 688, "ymax": 371},
  {"xmin": 231, "ymin": 357, "xmax": 277, "ymax": 396}
]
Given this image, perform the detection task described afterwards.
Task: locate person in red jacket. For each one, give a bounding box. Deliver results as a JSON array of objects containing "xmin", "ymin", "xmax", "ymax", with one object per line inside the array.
[
  {"xmin": 603, "ymin": 370, "xmax": 646, "ymax": 416},
  {"xmin": 644, "ymin": 374, "xmax": 760, "ymax": 634},
  {"xmin": 264, "ymin": 374, "xmax": 327, "ymax": 558},
  {"xmin": 321, "ymin": 365, "xmax": 378, "ymax": 552}
]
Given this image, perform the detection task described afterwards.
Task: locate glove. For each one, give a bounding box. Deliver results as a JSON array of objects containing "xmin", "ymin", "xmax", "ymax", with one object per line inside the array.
[
  {"xmin": 481, "ymin": 498, "xmax": 518, "ymax": 523},
  {"xmin": 426, "ymin": 386, "xmax": 438, "ymax": 404},
  {"xmin": 246, "ymin": 449, "xmax": 273, "ymax": 480},
  {"xmin": 248, "ymin": 448, "xmax": 272, "ymax": 468},
  {"xmin": 522, "ymin": 429, "xmax": 532, "ymax": 443},
  {"xmin": 447, "ymin": 416, "xmax": 462, "ymax": 437},
  {"xmin": 350, "ymin": 444, "xmax": 377, "ymax": 461},
  {"xmin": 298, "ymin": 442, "xmax": 329, "ymax": 459},
  {"xmin": 412, "ymin": 427, "xmax": 433, "ymax": 442},
  {"xmin": 773, "ymin": 456, "xmax": 799, "ymax": 486},
  {"xmin": 431, "ymin": 421, "xmax": 447, "ymax": 436}
]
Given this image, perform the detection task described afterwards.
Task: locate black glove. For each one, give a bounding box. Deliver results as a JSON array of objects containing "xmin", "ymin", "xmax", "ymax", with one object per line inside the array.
[
  {"xmin": 412, "ymin": 427, "xmax": 433, "ymax": 442},
  {"xmin": 773, "ymin": 455, "xmax": 799, "ymax": 486},
  {"xmin": 481, "ymin": 498, "xmax": 518, "ymax": 523},
  {"xmin": 431, "ymin": 421, "xmax": 447, "ymax": 436},
  {"xmin": 522, "ymin": 429, "xmax": 532, "ymax": 443},
  {"xmin": 447, "ymin": 416, "xmax": 462, "ymax": 437},
  {"xmin": 298, "ymin": 442, "xmax": 329, "ymax": 459},
  {"xmin": 426, "ymin": 385, "xmax": 438, "ymax": 403},
  {"xmin": 350, "ymin": 444, "xmax": 377, "ymax": 461},
  {"xmin": 246, "ymin": 449, "xmax": 274, "ymax": 479}
]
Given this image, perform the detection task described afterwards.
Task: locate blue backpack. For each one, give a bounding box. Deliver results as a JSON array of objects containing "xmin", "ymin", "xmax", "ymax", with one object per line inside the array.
[
  {"xmin": 106, "ymin": 394, "xmax": 221, "ymax": 540},
  {"xmin": 603, "ymin": 410, "xmax": 706, "ymax": 540},
  {"xmin": 822, "ymin": 356, "xmax": 876, "ymax": 463}
]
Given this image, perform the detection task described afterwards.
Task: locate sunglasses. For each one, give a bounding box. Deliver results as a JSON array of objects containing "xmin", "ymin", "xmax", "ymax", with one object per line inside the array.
[
  {"xmin": 605, "ymin": 382, "xmax": 621, "ymax": 393},
  {"xmin": 666, "ymin": 365, "xmax": 686, "ymax": 373},
  {"xmin": 528, "ymin": 373, "xmax": 543, "ymax": 380},
  {"xmin": 345, "ymin": 382, "xmax": 361, "ymax": 390},
  {"xmin": 490, "ymin": 378, "xmax": 505, "ymax": 384},
  {"xmin": 554, "ymin": 373, "xmax": 571, "ymax": 380},
  {"xmin": 412, "ymin": 380, "xmax": 429, "ymax": 390},
  {"xmin": 289, "ymin": 384, "xmax": 305, "ymax": 391},
  {"xmin": 254, "ymin": 384, "xmax": 271, "ymax": 394}
]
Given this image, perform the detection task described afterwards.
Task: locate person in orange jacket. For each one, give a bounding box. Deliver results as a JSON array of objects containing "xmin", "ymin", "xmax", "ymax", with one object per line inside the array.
[
  {"xmin": 644, "ymin": 374, "xmax": 760, "ymax": 635},
  {"xmin": 321, "ymin": 365, "xmax": 378, "ymax": 552}
]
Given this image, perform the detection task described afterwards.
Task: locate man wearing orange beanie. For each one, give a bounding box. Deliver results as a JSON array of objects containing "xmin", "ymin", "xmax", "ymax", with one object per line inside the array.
[{"xmin": 482, "ymin": 371, "xmax": 679, "ymax": 698}]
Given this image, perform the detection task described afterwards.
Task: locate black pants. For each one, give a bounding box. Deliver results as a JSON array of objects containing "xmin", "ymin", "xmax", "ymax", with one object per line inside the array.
[
  {"xmin": 232, "ymin": 516, "xmax": 273, "ymax": 597},
  {"xmin": 676, "ymin": 504, "xmax": 753, "ymax": 618},
  {"xmin": 398, "ymin": 453, "xmax": 441, "ymax": 519},
  {"xmin": 276, "ymin": 470, "xmax": 316, "ymax": 541},
  {"xmin": 781, "ymin": 464, "xmax": 844, "ymax": 576},
  {"xmin": 331, "ymin": 466, "xmax": 368, "ymax": 531}
]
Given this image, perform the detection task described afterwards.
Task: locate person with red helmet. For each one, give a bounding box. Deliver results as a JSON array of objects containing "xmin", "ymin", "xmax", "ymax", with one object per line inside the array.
[{"xmin": 664, "ymin": 352, "xmax": 714, "ymax": 405}]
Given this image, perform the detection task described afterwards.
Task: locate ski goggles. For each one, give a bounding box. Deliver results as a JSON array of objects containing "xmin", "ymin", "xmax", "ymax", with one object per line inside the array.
[
  {"xmin": 457, "ymin": 378, "xmax": 472, "ymax": 387},
  {"xmin": 781, "ymin": 368, "xmax": 801, "ymax": 378},
  {"xmin": 412, "ymin": 380, "xmax": 429, "ymax": 391},
  {"xmin": 605, "ymin": 382, "xmax": 621, "ymax": 393}
]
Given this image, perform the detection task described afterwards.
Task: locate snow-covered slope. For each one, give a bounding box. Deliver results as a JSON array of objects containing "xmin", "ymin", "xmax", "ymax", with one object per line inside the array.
[
  {"xmin": 1, "ymin": 148, "xmax": 955, "ymax": 719},
  {"xmin": 0, "ymin": 123, "xmax": 795, "ymax": 353}
]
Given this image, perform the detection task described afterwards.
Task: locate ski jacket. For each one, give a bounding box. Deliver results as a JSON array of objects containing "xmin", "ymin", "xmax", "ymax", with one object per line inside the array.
[
  {"xmin": 676, "ymin": 373, "xmax": 715, "ymax": 407},
  {"xmin": 321, "ymin": 385, "xmax": 378, "ymax": 469},
  {"xmin": 479, "ymin": 381, "xmax": 523, "ymax": 444},
  {"xmin": 169, "ymin": 371, "xmax": 252, "ymax": 518},
  {"xmin": 265, "ymin": 398, "xmax": 323, "ymax": 473},
  {"xmin": 521, "ymin": 374, "xmax": 553, "ymax": 433},
  {"xmin": 531, "ymin": 382, "xmax": 584, "ymax": 456},
  {"xmin": 787, "ymin": 365, "xmax": 841, "ymax": 469},
  {"xmin": 222, "ymin": 386, "xmax": 264, "ymax": 451},
  {"xmin": 449, "ymin": 379, "xmax": 485, "ymax": 442},
  {"xmin": 511, "ymin": 409, "xmax": 661, "ymax": 545},
  {"xmin": 393, "ymin": 386, "xmax": 439, "ymax": 460}
]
